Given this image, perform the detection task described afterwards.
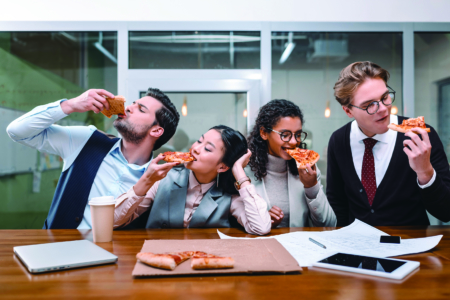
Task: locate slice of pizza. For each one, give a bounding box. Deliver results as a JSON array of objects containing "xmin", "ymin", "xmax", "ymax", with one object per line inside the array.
[
  {"xmin": 101, "ymin": 95, "xmax": 126, "ymax": 118},
  {"xmin": 191, "ymin": 252, "xmax": 235, "ymax": 270},
  {"xmin": 163, "ymin": 151, "xmax": 196, "ymax": 163},
  {"xmin": 387, "ymin": 116, "xmax": 431, "ymax": 133},
  {"xmin": 285, "ymin": 148, "xmax": 320, "ymax": 169},
  {"xmin": 136, "ymin": 251, "xmax": 193, "ymax": 270}
]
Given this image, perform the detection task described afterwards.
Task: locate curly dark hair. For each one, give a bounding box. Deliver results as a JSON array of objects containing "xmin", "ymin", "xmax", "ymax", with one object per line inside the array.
[{"xmin": 247, "ymin": 99, "xmax": 305, "ymax": 181}]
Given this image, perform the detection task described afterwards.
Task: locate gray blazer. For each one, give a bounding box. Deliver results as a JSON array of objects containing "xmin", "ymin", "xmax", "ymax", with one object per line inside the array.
[
  {"xmin": 245, "ymin": 166, "xmax": 336, "ymax": 227},
  {"xmin": 146, "ymin": 167, "xmax": 232, "ymax": 229}
]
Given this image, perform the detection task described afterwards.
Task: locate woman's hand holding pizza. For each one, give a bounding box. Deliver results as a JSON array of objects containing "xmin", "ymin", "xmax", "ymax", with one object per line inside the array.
[
  {"xmin": 298, "ymin": 163, "xmax": 318, "ymax": 188},
  {"xmin": 134, "ymin": 154, "xmax": 179, "ymax": 196},
  {"xmin": 269, "ymin": 205, "xmax": 284, "ymax": 228},
  {"xmin": 403, "ymin": 128, "xmax": 434, "ymax": 185}
]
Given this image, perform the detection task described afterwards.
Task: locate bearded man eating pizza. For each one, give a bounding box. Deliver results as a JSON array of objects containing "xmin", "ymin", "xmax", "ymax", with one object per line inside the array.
[{"xmin": 327, "ymin": 61, "xmax": 450, "ymax": 226}]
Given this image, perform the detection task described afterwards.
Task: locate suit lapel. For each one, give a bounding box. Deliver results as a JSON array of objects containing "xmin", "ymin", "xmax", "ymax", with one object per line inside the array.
[
  {"xmin": 188, "ymin": 186, "xmax": 220, "ymax": 228},
  {"xmin": 169, "ymin": 168, "xmax": 189, "ymax": 228},
  {"xmin": 246, "ymin": 166, "xmax": 271, "ymax": 210}
]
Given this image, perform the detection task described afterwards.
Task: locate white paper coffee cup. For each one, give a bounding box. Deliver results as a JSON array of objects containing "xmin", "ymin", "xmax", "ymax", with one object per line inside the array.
[{"xmin": 89, "ymin": 196, "xmax": 115, "ymax": 243}]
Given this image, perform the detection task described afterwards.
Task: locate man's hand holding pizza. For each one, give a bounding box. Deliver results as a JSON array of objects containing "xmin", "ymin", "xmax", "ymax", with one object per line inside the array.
[
  {"xmin": 403, "ymin": 128, "xmax": 434, "ymax": 185},
  {"xmin": 133, "ymin": 154, "xmax": 179, "ymax": 196},
  {"xmin": 298, "ymin": 163, "xmax": 318, "ymax": 188},
  {"xmin": 61, "ymin": 89, "xmax": 114, "ymax": 115}
]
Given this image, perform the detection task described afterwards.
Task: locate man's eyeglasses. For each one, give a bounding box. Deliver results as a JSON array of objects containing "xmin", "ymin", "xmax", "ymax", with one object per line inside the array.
[
  {"xmin": 267, "ymin": 128, "xmax": 307, "ymax": 143},
  {"xmin": 348, "ymin": 86, "xmax": 396, "ymax": 115}
]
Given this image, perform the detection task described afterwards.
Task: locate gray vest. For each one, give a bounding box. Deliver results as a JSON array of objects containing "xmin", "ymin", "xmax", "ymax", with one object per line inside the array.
[{"xmin": 146, "ymin": 167, "xmax": 232, "ymax": 229}]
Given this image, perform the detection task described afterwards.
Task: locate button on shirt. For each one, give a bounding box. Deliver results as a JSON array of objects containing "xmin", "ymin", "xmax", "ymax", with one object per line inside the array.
[
  {"xmin": 350, "ymin": 114, "xmax": 435, "ymax": 188},
  {"xmin": 6, "ymin": 100, "xmax": 151, "ymax": 229}
]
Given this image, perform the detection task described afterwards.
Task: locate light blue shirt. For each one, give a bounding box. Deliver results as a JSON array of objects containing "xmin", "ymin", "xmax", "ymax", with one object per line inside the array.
[{"xmin": 6, "ymin": 100, "xmax": 151, "ymax": 229}]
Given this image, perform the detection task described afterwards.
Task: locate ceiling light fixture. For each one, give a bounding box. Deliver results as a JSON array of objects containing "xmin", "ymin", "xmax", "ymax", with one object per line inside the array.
[
  {"xmin": 279, "ymin": 32, "xmax": 296, "ymax": 65},
  {"xmin": 94, "ymin": 32, "xmax": 117, "ymax": 64}
]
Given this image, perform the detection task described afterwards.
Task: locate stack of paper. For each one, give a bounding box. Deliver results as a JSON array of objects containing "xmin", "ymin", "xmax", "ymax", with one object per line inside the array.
[{"xmin": 218, "ymin": 219, "xmax": 443, "ymax": 267}]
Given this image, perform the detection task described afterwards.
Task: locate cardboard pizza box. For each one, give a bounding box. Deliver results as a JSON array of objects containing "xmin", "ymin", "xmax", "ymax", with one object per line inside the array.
[{"xmin": 132, "ymin": 238, "xmax": 302, "ymax": 277}]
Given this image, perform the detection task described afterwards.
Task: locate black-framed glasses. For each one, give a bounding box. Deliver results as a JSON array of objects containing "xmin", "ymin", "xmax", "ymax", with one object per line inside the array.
[
  {"xmin": 268, "ymin": 129, "xmax": 307, "ymax": 143},
  {"xmin": 348, "ymin": 86, "xmax": 396, "ymax": 115}
]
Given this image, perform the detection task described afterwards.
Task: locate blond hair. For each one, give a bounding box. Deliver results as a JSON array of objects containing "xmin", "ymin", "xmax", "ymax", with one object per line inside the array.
[{"xmin": 334, "ymin": 61, "xmax": 390, "ymax": 107}]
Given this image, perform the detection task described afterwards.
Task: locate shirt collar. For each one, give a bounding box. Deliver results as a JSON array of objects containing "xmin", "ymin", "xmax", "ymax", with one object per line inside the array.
[
  {"xmin": 110, "ymin": 139, "xmax": 152, "ymax": 171},
  {"xmin": 188, "ymin": 170, "xmax": 216, "ymax": 192},
  {"xmin": 352, "ymin": 114, "xmax": 398, "ymax": 144}
]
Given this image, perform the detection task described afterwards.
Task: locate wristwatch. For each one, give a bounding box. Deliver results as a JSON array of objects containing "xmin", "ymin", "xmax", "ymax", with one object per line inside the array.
[{"xmin": 235, "ymin": 176, "xmax": 251, "ymax": 190}]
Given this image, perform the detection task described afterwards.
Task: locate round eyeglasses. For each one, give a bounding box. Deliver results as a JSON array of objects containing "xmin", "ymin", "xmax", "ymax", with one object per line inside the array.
[
  {"xmin": 267, "ymin": 128, "xmax": 307, "ymax": 143},
  {"xmin": 348, "ymin": 86, "xmax": 396, "ymax": 115}
]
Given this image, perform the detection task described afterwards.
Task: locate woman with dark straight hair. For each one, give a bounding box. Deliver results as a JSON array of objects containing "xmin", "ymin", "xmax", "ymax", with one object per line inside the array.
[
  {"xmin": 246, "ymin": 100, "xmax": 336, "ymax": 228},
  {"xmin": 114, "ymin": 125, "xmax": 271, "ymax": 235}
]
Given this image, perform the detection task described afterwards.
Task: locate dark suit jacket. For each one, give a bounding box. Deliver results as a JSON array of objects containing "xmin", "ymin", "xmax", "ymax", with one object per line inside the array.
[{"xmin": 326, "ymin": 116, "xmax": 450, "ymax": 226}]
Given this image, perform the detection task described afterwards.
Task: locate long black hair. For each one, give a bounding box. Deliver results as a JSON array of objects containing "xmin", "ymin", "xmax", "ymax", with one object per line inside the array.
[
  {"xmin": 247, "ymin": 99, "xmax": 305, "ymax": 181},
  {"xmin": 210, "ymin": 125, "xmax": 248, "ymax": 195}
]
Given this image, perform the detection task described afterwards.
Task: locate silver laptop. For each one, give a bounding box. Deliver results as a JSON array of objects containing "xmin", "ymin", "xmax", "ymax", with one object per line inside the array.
[{"xmin": 14, "ymin": 240, "xmax": 118, "ymax": 274}]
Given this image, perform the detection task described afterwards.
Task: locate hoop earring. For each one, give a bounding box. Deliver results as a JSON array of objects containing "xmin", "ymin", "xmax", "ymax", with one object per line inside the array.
[{"xmin": 217, "ymin": 173, "xmax": 219, "ymax": 187}]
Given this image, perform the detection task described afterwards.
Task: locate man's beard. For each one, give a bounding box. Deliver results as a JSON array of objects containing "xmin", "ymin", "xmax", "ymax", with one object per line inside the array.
[{"xmin": 113, "ymin": 119, "xmax": 152, "ymax": 144}]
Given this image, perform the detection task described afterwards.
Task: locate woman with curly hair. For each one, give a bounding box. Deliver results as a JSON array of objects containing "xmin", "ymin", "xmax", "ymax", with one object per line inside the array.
[{"xmin": 246, "ymin": 100, "xmax": 336, "ymax": 228}]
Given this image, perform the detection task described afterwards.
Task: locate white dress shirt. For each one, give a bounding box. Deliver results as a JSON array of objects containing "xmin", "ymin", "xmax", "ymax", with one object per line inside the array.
[
  {"xmin": 6, "ymin": 100, "xmax": 151, "ymax": 229},
  {"xmin": 350, "ymin": 114, "xmax": 435, "ymax": 188}
]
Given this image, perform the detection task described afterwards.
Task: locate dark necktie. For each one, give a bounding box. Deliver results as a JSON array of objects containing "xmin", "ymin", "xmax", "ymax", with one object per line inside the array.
[{"xmin": 362, "ymin": 138, "xmax": 378, "ymax": 206}]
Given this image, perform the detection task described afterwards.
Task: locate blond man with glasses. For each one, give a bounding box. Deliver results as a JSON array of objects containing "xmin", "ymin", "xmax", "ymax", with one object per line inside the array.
[{"xmin": 327, "ymin": 61, "xmax": 450, "ymax": 227}]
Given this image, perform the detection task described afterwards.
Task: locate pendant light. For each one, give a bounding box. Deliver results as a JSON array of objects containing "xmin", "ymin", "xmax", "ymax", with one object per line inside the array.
[
  {"xmin": 391, "ymin": 105, "xmax": 398, "ymax": 115},
  {"xmin": 325, "ymin": 101, "xmax": 331, "ymax": 118},
  {"xmin": 182, "ymin": 96, "xmax": 188, "ymax": 116},
  {"xmin": 243, "ymin": 109, "xmax": 248, "ymax": 118}
]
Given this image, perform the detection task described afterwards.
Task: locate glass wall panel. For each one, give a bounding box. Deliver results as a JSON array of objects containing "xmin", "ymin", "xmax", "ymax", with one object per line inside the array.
[
  {"xmin": 414, "ymin": 33, "xmax": 450, "ymax": 157},
  {"xmin": 129, "ymin": 31, "xmax": 260, "ymax": 69},
  {"xmin": 414, "ymin": 32, "xmax": 450, "ymax": 225},
  {"xmin": 272, "ymin": 32, "xmax": 403, "ymax": 187},
  {"xmin": 0, "ymin": 31, "xmax": 117, "ymax": 228},
  {"xmin": 139, "ymin": 91, "xmax": 247, "ymax": 155}
]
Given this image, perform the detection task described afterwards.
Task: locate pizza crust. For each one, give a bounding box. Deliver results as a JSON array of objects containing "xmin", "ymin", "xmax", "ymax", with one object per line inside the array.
[
  {"xmin": 388, "ymin": 123, "xmax": 431, "ymax": 133},
  {"xmin": 136, "ymin": 252, "xmax": 178, "ymax": 270},
  {"xmin": 191, "ymin": 257, "xmax": 235, "ymax": 270},
  {"xmin": 101, "ymin": 95, "xmax": 126, "ymax": 118},
  {"xmin": 137, "ymin": 251, "xmax": 234, "ymax": 271}
]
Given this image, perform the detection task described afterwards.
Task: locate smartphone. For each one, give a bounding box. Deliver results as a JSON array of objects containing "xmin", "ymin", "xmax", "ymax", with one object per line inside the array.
[{"xmin": 312, "ymin": 252, "xmax": 419, "ymax": 280}]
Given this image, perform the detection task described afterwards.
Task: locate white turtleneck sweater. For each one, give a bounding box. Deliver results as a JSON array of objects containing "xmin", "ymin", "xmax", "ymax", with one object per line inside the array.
[{"xmin": 263, "ymin": 154, "xmax": 320, "ymax": 227}]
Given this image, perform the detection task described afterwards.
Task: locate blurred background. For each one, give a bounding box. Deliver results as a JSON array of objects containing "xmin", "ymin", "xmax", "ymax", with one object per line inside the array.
[{"xmin": 1, "ymin": 0, "xmax": 450, "ymax": 227}]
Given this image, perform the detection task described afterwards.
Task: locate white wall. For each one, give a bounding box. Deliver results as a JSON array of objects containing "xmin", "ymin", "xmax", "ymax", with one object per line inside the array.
[
  {"xmin": 3, "ymin": 0, "xmax": 450, "ymax": 22},
  {"xmin": 156, "ymin": 92, "xmax": 247, "ymax": 155}
]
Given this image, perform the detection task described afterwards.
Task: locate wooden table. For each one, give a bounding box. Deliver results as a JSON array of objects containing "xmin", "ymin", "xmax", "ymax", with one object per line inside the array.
[{"xmin": 1, "ymin": 226, "xmax": 450, "ymax": 300}]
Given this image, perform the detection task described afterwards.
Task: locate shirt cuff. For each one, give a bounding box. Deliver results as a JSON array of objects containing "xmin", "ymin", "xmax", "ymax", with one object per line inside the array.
[
  {"xmin": 58, "ymin": 99, "xmax": 70, "ymax": 117},
  {"xmin": 305, "ymin": 181, "xmax": 320, "ymax": 200},
  {"xmin": 115, "ymin": 186, "xmax": 145, "ymax": 207},
  {"xmin": 238, "ymin": 184, "xmax": 254, "ymax": 198},
  {"xmin": 417, "ymin": 168, "xmax": 436, "ymax": 189}
]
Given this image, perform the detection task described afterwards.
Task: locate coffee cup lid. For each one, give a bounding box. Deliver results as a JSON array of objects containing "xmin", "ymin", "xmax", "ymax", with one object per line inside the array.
[{"xmin": 88, "ymin": 196, "xmax": 116, "ymax": 206}]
